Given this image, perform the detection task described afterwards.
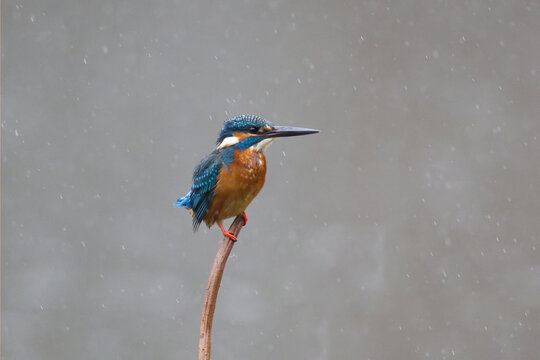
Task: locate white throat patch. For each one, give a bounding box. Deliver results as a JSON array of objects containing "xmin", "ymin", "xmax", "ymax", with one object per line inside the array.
[
  {"xmin": 251, "ymin": 138, "xmax": 274, "ymax": 152},
  {"xmin": 216, "ymin": 136, "xmax": 239, "ymax": 150}
]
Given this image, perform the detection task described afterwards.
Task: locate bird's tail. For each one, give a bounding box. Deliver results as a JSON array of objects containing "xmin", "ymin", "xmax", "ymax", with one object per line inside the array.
[{"xmin": 175, "ymin": 191, "xmax": 192, "ymax": 209}]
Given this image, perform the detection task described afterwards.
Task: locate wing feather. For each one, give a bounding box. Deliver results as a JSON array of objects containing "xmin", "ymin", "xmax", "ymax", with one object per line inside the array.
[{"xmin": 189, "ymin": 147, "xmax": 234, "ymax": 230}]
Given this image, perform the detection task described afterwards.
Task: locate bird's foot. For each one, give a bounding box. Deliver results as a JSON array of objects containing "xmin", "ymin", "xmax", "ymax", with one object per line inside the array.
[
  {"xmin": 241, "ymin": 212, "xmax": 248, "ymax": 226},
  {"xmin": 222, "ymin": 231, "xmax": 237, "ymax": 242},
  {"xmin": 218, "ymin": 223, "xmax": 237, "ymax": 241}
]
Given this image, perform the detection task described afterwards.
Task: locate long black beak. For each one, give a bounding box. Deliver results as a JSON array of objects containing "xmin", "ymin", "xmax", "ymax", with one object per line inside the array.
[{"xmin": 265, "ymin": 125, "xmax": 320, "ymax": 138}]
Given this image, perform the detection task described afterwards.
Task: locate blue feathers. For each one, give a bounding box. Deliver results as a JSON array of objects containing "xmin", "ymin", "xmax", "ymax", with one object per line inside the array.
[
  {"xmin": 175, "ymin": 191, "xmax": 192, "ymax": 208},
  {"xmin": 235, "ymin": 136, "xmax": 265, "ymax": 150},
  {"xmin": 216, "ymin": 115, "xmax": 273, "ymax": 145},
  {"xmin": 177, "ymin": 146, "xmax": 235, "ymax": 231}
]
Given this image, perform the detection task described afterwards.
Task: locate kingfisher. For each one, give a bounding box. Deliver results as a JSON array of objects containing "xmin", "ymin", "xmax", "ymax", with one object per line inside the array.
[{"xmin": 175, "ymin": 115, "xmax": 319, "ymax": 241}]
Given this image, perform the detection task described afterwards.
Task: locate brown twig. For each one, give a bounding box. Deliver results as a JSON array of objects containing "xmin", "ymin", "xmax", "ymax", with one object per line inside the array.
[{"xmin": 198, "ymin": 215, "xmax": 245, "ymax": 360}]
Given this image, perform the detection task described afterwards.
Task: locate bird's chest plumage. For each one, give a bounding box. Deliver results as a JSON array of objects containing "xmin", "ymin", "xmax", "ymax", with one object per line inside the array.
[
  {"xmin": 204, "ymin": 149, "xmax": 267, "ymax": 225},
  {"xmin": 231, "ymin": 149, "xmax": 266, "ymax": 185}
]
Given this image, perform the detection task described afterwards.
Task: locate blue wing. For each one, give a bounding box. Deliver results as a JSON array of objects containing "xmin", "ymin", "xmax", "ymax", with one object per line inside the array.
[{"xmin": 176, "ymin": 147, "xmax": 234, "ymax": 231}]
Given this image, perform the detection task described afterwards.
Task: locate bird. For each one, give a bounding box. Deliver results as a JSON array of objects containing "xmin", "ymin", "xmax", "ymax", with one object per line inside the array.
[{"xmin": 175, "ymin": 115, "xmax": 319, "ymax": 241}]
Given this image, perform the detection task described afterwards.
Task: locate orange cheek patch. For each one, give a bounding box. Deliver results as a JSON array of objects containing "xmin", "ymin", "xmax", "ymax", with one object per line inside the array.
[{"xmin": 232, "ymin": 132, "xmax": 252, "ymax": 142}]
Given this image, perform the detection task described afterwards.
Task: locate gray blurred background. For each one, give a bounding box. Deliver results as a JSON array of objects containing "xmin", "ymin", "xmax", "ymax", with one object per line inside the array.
[{"xmin": 3, "ymin": 1, "xmax": 540, "ymax": 359}]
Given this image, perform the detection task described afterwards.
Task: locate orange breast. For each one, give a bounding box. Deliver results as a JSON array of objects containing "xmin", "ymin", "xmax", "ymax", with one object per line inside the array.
[{"xmin": 204, "ymin": 149, "xmax": 267, "ymax": 227}]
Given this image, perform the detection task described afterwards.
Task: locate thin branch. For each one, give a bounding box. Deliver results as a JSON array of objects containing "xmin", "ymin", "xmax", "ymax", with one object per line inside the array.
[{"xmin": 198, "ymin": 215, "xmax": 245, "ymax": 360}]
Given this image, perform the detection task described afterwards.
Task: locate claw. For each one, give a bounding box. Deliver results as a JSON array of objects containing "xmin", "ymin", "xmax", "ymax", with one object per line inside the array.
[
  {"xmin": 241, "ymin": 212, "xmax": 248, "ymax": 226},
  {"xmin": 218, "ymin": 222, "xmax": 237, "ymax": 241}
]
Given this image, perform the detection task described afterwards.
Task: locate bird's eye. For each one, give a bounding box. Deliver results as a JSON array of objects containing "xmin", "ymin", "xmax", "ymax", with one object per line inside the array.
[{"xmin": 248, "ymin": 126, "xmax": 259, "ymax": 133}]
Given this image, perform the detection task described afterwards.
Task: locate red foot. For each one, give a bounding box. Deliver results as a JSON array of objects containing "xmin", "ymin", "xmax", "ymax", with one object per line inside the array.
[
  {"xmin": 223, "ymin": 231, "xmax": 237, "ymax": 241},
  {"xmin": 218, "ymin": 223, "xmax": 237, "ymax": 241},
  {"xmin": 241, "ymin": 212, "xmax": 248, "ymax": 226}
]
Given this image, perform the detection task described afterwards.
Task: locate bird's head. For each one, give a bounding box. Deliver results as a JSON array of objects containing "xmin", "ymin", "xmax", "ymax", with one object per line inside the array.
[{"xmin": 216, "ymin": 115, "xmax": 319, "ymax": 152}]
